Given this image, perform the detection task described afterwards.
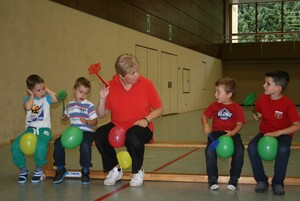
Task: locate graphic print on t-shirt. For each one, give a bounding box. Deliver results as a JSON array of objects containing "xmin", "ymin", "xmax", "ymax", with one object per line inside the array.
[
  {"xmin": 217, "ymin": 108, "xmax": 232, "ymax": 120},
  {"xmin": 28, "ymin": 104, "xmax": 44, "ymax": 123}
]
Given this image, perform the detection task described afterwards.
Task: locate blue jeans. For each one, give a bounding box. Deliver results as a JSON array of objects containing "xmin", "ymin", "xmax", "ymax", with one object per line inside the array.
[
  {"xmin": 205, "ymin": 131, "xmax": 244, "ymax": 186},
  {"xmin": 93, "ymin": 122, "xmax": 152, "ymax": 173},
  {"xmin": 247, "ymin": 133, "xmax": 292, "ymax": 186},
  {"xmin": 53, "ymin": 131, "xmax": 94, "ymax": 168}
]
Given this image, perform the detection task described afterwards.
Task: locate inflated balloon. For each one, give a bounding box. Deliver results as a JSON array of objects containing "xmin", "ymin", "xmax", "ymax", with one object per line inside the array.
[
  {"xmin": 117, "ymin": 151, "xmax": 132, "ymax": 169},
  {"xmin": 216, "ymin": 135, "xmax": 234, "ymax": 158},
  {"xmin": 108, "ymin": 126, "xmax": 126, "ymax": 148},
  {"xmin": 20, "ymin": 133, "xmax": 37, "ymax": 155},
  {"xmin": 258, "ymin": 136, "xmax": 278, "ymax": 161},
  {"xmin": 61, "ymin": 126, "xmax": 83, "ymax": 149}
]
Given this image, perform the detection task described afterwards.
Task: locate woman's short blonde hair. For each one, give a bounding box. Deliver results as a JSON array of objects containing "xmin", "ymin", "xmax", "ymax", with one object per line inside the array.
[{"xmin": 115, "ymin": 53, "xmax": 140, "ymax": 77}]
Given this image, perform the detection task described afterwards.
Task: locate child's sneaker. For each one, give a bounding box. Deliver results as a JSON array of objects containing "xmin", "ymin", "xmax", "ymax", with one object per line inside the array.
[
  {"xmin": 104, "ymin": 167, "xmax": 123, "ymax": 186},
  {"xmin": 53, "ymin": 168, "xmax": 67, "ymax": 184},
  {"xmin": 210, "ymin": 183, "xmax": 219, "ymax": 190},
  {"xmin": 31, "ymin": 170, "xmax": 44, "ymax": 183},
  {"xmin": 81, "ymin": 168, "xmax": 90, "ymax": 185},
  {"xmin": 130, "ymin": 169, "xmax": 144, "ymax": 187},
  {"xmin": 18, "ymin": 171, "xmax": 28, "ymax": 184},
  {"xmin": 227, "ymin": 184, "xmax": 237, "ymax": 191}
]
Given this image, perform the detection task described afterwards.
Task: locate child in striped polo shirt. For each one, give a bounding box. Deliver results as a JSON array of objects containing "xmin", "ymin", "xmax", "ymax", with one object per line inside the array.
[{"xmin": 53, "ymin": 77, "xmax": 98, "ymax": 185}]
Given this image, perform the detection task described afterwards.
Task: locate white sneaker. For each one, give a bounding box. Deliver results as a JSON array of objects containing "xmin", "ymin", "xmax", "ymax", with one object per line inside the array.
[
  {"xmin": 210, "ymin": 184, "xmax": 219, "ymax": 190},
  {"xmin": 130, "ymin": 169, "xmax": 144, "ymax": 187},
  {"xmin": 227, "ymin": 184, "xmax": 236, "ymax": 191},
  {"xmin": 104, "ymin": 167, "xmax": 123, "ymax": 186}
]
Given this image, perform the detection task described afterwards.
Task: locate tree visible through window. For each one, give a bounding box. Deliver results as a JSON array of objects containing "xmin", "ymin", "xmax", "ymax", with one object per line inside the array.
[{"xmin": 231, "ymin": 1, "xmax": 300, "ymax": 43}]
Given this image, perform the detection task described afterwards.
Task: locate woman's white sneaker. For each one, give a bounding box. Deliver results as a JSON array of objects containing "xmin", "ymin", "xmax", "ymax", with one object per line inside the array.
[
  {"xmin": 130, "ymin": 169, "xmax": 144, "ymax": 187},
  {"xmin": 104, "ymin": 167, "xmax": 123, "ymax": 186}
]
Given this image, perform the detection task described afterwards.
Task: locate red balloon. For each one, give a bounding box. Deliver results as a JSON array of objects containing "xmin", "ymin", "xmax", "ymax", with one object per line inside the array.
[{"xmin": 108, "ymin": 126, "xmax": 126, "ymax": 148}]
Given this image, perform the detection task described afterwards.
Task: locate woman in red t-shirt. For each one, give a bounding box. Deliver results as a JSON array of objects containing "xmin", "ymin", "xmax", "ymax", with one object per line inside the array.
[{"xmin": 94, "ymin": 53, "xmax": 162, "ymax": 187}]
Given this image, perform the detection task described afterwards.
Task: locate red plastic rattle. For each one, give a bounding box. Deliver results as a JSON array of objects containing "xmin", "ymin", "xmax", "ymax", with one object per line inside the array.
[{"xmin": 88, "ymin": 63, "xmax": 109, "ymax": 87}]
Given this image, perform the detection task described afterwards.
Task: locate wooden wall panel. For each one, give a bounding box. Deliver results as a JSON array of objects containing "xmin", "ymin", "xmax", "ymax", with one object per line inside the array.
[
  {"xmin": 109, "ymin": 0, "xmax": 133, "ymax": 28},
  {"xmin": 170, "ymin": 25, "xmax": 180, "ymax": 44},
  {"xmin": 78, "ymin": 0, "xmax": 109, "ymax": 19},
  {"xmin": 179, "ymin": 0, "xmax": 189, "ymax": 14},
  {"xmin": 51, "ymin": 0, "xmax": 224, "ymax": 58},
  {"xmin": 189, "ymin": 17, "xmax": 200, "ymax": 36},
  {"xmin": 179, "ymin": 29, "xmax": 190, "ymax": 48},
  {"xmin": 166, "ymin": 0, "xmax": 180, "ymax": 8},
  {"xmin": 190, "ymin": 1, "xmax": 201, "ymax": 22},
  {"xmin": 132, "ymin": 7, "xmax": 148, "ymax": 34},
  {"xmin": 126, "ymin": 0, "xmax": 151, "ymax": 13},
  {"xmin": 179, "ymin": 11, "xmax": 189, "ymax": 32},
  {"xmin": 166, "ymin": 3, "xmax": 180, "ymax": 27},
  {"xmin": 151, "ymin": 0, "xmax": 167, "ymax": 20},
  {"xmin": 151, "ymin": 15, "xmax": 167, "ymax": 40}
]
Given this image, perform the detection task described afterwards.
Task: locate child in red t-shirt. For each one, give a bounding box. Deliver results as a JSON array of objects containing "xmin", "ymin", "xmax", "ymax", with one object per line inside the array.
[
  {"xmin": 247, "ymin": 70, "xmax": 300, "ymax": 195},
  {"xmin": 201, "ymin": 77, "xmax": 245, "ymax": 191}
]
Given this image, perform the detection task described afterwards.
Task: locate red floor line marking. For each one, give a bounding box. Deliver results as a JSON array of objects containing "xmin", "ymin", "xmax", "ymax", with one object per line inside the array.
[
  {"xmin": 152, "ymin": 148, "xmax": 200, "ymax": 172},
  {"xmin": 94, "ymin": 147, "xmax": 200, "ymax": 201},
  {"xmin": 94, "ymin": 183, "xmax": 129, "ymax": 201}
]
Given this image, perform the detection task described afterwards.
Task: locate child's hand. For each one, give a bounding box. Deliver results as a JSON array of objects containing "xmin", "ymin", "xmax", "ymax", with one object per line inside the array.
[
  {"xmin": 225, "ymin": 130, "xmax": 233, "ymax": 137},
  {"xmin": 80, "ymin": 118, "xmax": 88, "ymax": 125},
  {"xmin": 61, "ymin": 114, "xmax": 69, "ymax": 121},
  {"xmin": 44, "ymin": 86, "xmax": 50, "ymax": 94},
  {"xmin": 254, "ymin": 112, "xmax": 262, "ymax": 121},
  {"xmin": 265, "ymin": 130, "xmax": 281, "ymax": 137},
  {"xmin": 26, "ymin": 88, "xmax": 34, "ymax": 96},
  {"xmin": 204, "ymin": 125, "xmax": 211, "ymax": 135}
]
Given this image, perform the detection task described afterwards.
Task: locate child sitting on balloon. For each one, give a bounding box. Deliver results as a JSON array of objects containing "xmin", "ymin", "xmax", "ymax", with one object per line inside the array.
[
  {"xmin": 53, "ymin": 77, "xmax": 98, "ymax": 185},
  {"xmin": 247, "ymin": 70, "xmax": 300, "ymax": 195},
  {"xmin": 11, "ymin": 74, "xmax": 58, "ymax": 184},
  {"xmin": 201, "ymin": 77, "xmax": 245, "ymax": 191}
]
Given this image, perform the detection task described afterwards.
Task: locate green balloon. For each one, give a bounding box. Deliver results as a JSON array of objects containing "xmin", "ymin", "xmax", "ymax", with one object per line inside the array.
[
  {"xmin": 216, "ymin": 135, "xmax": 234, "ymax": 158},
  {"xmin": 61, "ymin": 126, "xmax": 83, "ymax": 149},
  {"xmin": 257, "ymin": 136, "xmax": 278, "ymax": 161}
]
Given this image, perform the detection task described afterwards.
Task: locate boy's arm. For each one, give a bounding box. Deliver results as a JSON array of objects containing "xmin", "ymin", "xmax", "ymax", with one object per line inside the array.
[
  {"xmin": 265, "ymin": 121, "xmax": 300, "ymax": 137},
  {"xmin": 61, "ymin": 114, "xmax": 69, "ymax": 121},
  {"xmin": 24, "ymin": 89, "xmax": 34, "ymax": 111},
  {"xmin": 225, "ymin": 122, "xmax": 243, "ymax": 137},
  {"xmin": 201, "ymin": 115, "xmax": 211, "ymax": 135},
  {"xmin": 80, "ymin": 118, "xmax": 98, "ymax": 126},
  {"xmin": 45, "ymin": 87, "xmax": 58, "ymax": 103}
]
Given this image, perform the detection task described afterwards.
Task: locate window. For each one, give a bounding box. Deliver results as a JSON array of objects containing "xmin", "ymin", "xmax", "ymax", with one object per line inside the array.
[{"xmin": 230, "ymin": 1, "xmax": 300, "ymax": 43}]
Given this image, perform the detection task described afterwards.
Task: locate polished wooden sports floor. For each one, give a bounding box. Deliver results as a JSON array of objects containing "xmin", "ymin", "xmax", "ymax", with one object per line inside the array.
[{"xmin": 1, "ymin": 107, "xmax": 299, "ymax": 201}]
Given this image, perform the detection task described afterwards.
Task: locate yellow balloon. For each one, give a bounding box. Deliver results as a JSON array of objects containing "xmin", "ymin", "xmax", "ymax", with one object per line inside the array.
[
  {"xmin": 117, "ymin": 151, "xmax": 132, "ymax": 169},
  {"xmin": 20, "ymin": 133, "xmax": 37, "ymax": 155}
]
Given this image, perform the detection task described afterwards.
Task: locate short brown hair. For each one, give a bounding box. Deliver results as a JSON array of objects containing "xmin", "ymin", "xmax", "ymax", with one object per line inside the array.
[
  {"xmin": 26, "ymin": 74, "xmax": 44, "ymax": 89},
  {"xmin": 74, "ymin": 77, "xmax": 91, "ymax": 90},
  {"xmin": 215, "ymin": 77, "xmax": 237, "ymax": 98}
]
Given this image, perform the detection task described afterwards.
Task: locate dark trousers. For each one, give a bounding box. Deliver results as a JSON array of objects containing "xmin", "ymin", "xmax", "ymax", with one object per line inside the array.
[
  {"xmin": 247, "ymin": 133, "xmax": 291, "ymax": 186},
  {"xmin": 93, "ymin": 122, "xmax": 152, "ymax": 174},
  {"xmin": 205, "ymin": 131, "xmax": 244, "ymax": 185},
  {"xmin": 53, "ymin": 131, "xmax": 94, "ymax": 168}
]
